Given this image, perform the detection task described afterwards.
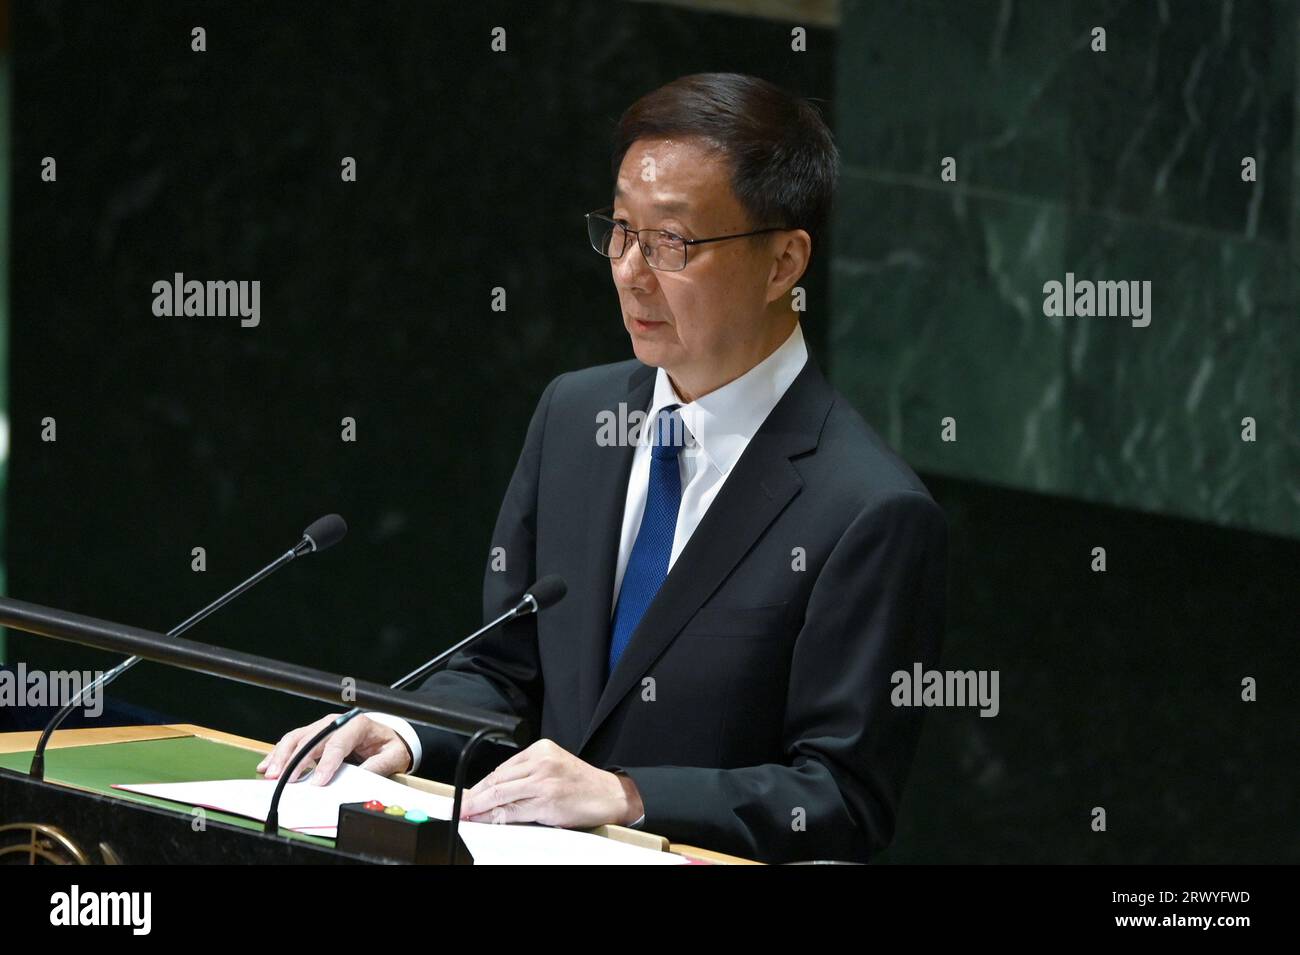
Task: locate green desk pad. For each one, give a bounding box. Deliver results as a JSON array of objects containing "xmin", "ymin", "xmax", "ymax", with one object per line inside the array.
[{"xmin": 0, "ymin": 736, "xmax": 335, "ymax": 847}]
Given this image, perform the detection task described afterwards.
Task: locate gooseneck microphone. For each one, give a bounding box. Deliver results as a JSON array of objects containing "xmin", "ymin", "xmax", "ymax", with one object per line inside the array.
[
  {"xmin": 387, "ymin": 574, "xmax": 567, "ymax": 695},
  {"xmin": 28, "ymin": 514, "xmax": 348, "ymax": 780},
  {"xmin": 263, "ymin": 574, "xmax": 567, "ymax": 855}
]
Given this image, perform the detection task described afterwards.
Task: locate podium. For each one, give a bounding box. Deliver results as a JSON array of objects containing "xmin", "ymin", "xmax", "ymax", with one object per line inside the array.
[{"xmin": 0, "ymin": 723, "xmax": 757, "ymax": 864}]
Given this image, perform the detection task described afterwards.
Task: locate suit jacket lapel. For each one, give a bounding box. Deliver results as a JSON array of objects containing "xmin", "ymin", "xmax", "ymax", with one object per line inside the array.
[
  {"xmin": 578, "ymin": 354, "xmax": 835, "ymax": 755},
  {"xmin": 574, "ymin": 362, "xmax": 656, "ymax": 742}
]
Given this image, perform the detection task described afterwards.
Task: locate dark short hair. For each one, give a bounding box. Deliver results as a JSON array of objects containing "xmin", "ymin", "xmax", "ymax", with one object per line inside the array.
[{"xmin": 611, "ymin": 72, "xmax": 839, "ymax": 265}]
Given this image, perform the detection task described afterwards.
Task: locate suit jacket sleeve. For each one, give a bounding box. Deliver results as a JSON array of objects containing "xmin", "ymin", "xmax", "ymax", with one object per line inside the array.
[
  {"xmin": 406, "ymin": 373, "xmax": 565, "ymax": 784},
  {"xmin": 607, "ymin": 490, "xmax": 948, "ymax": 863}
]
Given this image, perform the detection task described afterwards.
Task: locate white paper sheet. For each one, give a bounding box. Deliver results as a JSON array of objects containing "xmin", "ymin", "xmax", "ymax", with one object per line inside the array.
[{"xmin": 114, "ymin": 763, "xmax": 689, "ymax": 865}]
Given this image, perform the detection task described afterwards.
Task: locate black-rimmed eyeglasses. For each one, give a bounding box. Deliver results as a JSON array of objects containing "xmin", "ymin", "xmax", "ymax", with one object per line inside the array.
[{"xmin": 584, "ymin": 205, "xmax": 789, "ymax": 272}]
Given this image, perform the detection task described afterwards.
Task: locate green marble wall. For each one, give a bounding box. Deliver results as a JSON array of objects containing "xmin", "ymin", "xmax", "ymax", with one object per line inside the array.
[{"xmin": 831, "ymin": 0, "xmax": 1299, "ymax": 539}]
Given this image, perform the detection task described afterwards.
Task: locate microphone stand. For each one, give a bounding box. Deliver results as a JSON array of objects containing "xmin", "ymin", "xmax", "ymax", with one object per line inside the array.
[
  {"xmin": 29, "ymin": 534, "xmax": 326, "ymax": 780},
  {"xmin": 449, "ymin": 727, "xmax": 514, "ymax": 865},
  {"xmin": 264, "ymin": 598, "xmax": 531, "ymax": 837}
]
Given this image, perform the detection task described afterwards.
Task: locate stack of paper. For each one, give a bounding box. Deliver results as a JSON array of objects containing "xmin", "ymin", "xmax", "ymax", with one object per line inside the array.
[{"xmin": 115, "ymin": 763, "xmax": 689, "ymax": 865}]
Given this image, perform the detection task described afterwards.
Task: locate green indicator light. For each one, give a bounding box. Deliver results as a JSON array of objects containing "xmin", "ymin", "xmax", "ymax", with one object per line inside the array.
[{"xmin": 404, "ymin": 810, "xmax": 429, "ymax": 823}]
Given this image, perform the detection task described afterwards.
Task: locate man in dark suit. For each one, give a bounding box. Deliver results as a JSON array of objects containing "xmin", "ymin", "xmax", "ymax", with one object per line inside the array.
[{"xmin": 260, "ymin": 72, "xmax": 947, "ymax": 864}]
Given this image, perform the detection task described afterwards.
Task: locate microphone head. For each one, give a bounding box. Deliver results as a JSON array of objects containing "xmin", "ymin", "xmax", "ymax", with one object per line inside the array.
[
  {"xmin": 523, "ymin": 575, "xmax": 567, "ymax": 611},
  {"xmin": 302, "ymin": 514, "xmax": 347, "ymax": 553}
]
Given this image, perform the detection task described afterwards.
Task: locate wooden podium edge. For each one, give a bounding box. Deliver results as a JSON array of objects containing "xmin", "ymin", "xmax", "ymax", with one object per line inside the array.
[
  {"xmin": 0, "ymin": 723, "xmax": 190, "ymax": 754},
  {"xmin": 0, "ymin": 723, "xmax": 759, "ymax": 864}
]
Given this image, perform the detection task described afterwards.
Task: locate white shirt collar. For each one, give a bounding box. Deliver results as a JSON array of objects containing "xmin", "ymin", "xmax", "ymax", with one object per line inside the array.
[{"xmin": 642, "ymin": 322, "xmax": 808, "ymax": 475}]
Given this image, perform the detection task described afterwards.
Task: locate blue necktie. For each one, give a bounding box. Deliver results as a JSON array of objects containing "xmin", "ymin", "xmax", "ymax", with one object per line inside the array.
[{"xmin": 609, "ymin": 404, "xmax": 685, "ymax": 679}]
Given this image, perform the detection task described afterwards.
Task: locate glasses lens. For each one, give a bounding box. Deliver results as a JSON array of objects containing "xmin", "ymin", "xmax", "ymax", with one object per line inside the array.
[
  {"xmin": 588, "ymin": 215, "xmax": 625, "ymax": 257},
  {"xmin": 644, "ymin": 231, "xmax": 686, "ymax": 271}
]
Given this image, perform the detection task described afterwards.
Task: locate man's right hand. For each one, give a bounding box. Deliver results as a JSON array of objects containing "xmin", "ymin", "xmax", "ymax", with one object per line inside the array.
[{"xmin": 256, "ymin": 714, "xmax": 413, "ymax": 786}]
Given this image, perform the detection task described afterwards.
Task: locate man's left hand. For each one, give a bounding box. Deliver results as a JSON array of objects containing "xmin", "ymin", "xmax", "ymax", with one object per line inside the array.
[{"xmin": 457, "ymin": 738, "xmax": 643, "ymax": 829}]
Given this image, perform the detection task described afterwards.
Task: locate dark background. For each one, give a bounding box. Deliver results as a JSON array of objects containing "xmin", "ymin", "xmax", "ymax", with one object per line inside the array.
[{"xmin": 4, "ymin": 0, "xmax": 1296, "ymax": 863}]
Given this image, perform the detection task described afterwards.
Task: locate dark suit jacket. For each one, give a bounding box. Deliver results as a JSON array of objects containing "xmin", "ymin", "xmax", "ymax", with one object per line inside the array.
[{"xmin": 408, "ymin": 352, "xmax": 948, "ymax": 863}]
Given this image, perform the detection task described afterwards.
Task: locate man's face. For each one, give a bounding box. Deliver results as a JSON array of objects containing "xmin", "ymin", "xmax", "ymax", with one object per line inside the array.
[{"xmin": 608, "ymin": 137, "xmax": 787, "ymax": 396}]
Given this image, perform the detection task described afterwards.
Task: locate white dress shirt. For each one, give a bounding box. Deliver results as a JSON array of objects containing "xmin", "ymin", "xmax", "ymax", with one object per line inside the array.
[{"xmin": 370, "ymin": 322, "xmax": 809, "ymax": 830}]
